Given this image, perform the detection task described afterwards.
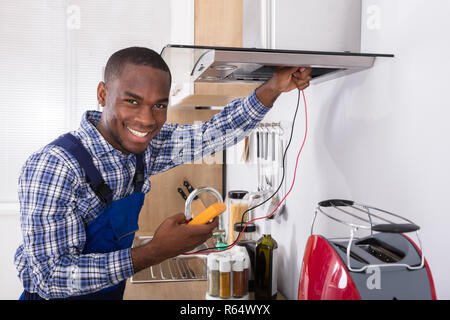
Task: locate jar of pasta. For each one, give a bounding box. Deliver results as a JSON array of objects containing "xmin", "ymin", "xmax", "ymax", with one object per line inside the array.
[{"xmin": 226, "ymin": 190, "xmax": 249, "ymax": 245}]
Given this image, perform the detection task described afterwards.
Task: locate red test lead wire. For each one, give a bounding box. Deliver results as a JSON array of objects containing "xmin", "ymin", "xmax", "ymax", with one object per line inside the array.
[{"xmin": 183, "ymin": 89, "xmax": 308, "ymax": 255}]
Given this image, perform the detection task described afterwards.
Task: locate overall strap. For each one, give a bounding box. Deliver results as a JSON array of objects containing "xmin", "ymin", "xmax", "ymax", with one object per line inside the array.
[
  {"xmin": 134, "ymin": 153, "xmax": 145, "ymax": 193},
  {"xmin": 51, "ymin": 133, "xmax": 113, "ymax": 205}
]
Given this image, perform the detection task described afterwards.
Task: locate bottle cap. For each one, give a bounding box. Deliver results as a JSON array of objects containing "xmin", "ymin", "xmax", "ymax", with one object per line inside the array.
[
  {"xmin": 207, "ymin": 254, "xmax": 219, "ymax": 270},
  {"xmin": 219, "ymin": 257, "xmax": 231, "ymax": 273},
  {"xmin": 233, "ymin": 248, "xmax": 249, "ymax": 268},
  {"xmin": 232, "ymin": 257, "xmax": 244, "ymax": 272},
  {"xmin": 243, "ymin": 254, "xmax": 250, "ymax": 269},
  {"xmin": 234, "ymin": 222, "xmax": 256, "ymax": 233},
  {"xmin": 228, "ymin": 190, "xmax": 248, "ymax": 199},
  {"xmin": 264, "ymin": 218, "xmax": 272, "ymax": 235},
  {"xmin": 237, "ymin": 246, "xmax": 248, "ymax": 256}
]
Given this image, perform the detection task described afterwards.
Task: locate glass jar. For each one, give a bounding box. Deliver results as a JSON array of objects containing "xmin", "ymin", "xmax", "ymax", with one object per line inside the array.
[
  {"xmin": 207, "ymin": 254, "xmax": 220, "ymax": 297},
  {"xmin": 232, "ymin": 256, "xmax": 245, "ymax": 298},
  {"xmin": 234, "ymin": 222, "xmax": 256, "ymax": 292},
  {"xmin": 242, "ymin": 252, "xmax": 250, "ymax": 296},
  {"xmin": 219, "ymin": 257, "xmax": 231, "ymax": 299},
  {"xmin": 226, "ymin": 190, "xmax": 249, "ymax": 245}
]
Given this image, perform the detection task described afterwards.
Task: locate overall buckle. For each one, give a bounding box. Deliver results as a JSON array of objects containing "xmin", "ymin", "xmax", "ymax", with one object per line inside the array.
[{"xmin": 91, "ymin": 182, "xmax": 112, "ymax": 203}]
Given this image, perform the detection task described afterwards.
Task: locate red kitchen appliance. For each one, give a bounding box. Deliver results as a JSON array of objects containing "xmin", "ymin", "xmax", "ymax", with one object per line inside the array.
[{"xmin": 298, "ymin": 199, "xmax": 437, "ymax": 300}]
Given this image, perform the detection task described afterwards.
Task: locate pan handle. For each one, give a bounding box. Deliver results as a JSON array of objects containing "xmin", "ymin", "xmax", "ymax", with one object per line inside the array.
[
  {"xmin": 318, "ymin": 199, "xmax": 354, "ymax": 207},
  {"xmin": 372, "ymin": 223, "xmax": 420, "ymax": 233}
]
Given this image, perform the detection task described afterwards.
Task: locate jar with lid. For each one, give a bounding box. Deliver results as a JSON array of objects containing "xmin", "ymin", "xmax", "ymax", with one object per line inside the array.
[
  {"xmin": 234, "ymin": 222, "xmax": 256, "ymax": 291},
  {"xmin": 206, "ymin": 254, "xmax": 220, "ymax": 297},
  {"xmin": 219, "ymin": 257, "xmax": 231, "ymax": 299},
  {"xmin": 242, "ymin": 252, "xmax": 250, "ymax": 295},
  {"xmin": 226, "ymin": 190, "xmax": 249, "ymax": 245},
  {"xmin": 232, "ymin": 255, "xmax": 245, "ymax": 298}
]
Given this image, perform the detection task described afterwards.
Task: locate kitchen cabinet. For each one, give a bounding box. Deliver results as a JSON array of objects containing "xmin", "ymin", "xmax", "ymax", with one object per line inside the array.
[
  {"xmin": 124, "ymin": 278, "xmax": 286, "ymax": 300},
  {"xmin": 124, "ymin": 279, "xmax": 207, "ymax": 300}
]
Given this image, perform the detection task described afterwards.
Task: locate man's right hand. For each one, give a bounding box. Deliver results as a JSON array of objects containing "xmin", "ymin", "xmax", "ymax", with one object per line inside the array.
[{"xmin": 130, "ymin": 213, "xmax": 218, "ymax": 273}]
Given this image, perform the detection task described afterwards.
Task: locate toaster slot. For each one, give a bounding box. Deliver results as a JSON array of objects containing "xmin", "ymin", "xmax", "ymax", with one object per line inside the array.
[
  {"xmin": 356, "ymin": 238, "xmax": 405, "ymax": 263},
  {"xmin": 333, "ymin": 243, "xmax": 369, "ymax": 264}
]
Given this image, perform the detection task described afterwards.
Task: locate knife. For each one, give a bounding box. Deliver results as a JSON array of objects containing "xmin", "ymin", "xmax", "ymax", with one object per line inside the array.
[
  {"xmin": 177, "ymin": 187, "xmax": 188, "ymax": 201},
  {"xmin": 183, "ymin": 180, "xmax": 198, "ymax": 200}
]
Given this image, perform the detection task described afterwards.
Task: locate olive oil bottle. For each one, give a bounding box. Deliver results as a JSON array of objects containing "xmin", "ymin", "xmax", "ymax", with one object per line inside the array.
[{"xmin": 255, "ymin": 219, "xmax": 278, "ymax": 300}]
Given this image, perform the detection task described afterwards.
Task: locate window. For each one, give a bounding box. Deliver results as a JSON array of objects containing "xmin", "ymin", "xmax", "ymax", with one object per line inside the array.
[{"xmin": 0, "ymin": 0, "xmax": 191, "ymax": 206}]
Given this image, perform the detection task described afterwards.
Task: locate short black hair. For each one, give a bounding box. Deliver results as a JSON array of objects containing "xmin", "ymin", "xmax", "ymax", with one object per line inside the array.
[{"xmin": 104, "ymin": 46, "xmax": 171, "ymax": 84}]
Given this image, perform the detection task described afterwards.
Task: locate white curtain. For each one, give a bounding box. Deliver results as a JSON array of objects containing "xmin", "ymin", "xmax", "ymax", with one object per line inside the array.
[{"xmin": 0, "ymin": 0, "xmax": 171, "ymax": 203}]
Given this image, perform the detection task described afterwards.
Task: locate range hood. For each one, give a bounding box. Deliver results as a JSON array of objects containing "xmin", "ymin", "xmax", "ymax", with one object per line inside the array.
[{"xmin": 161, "ymin": 44, "xmax": 394, "ymax": 107}]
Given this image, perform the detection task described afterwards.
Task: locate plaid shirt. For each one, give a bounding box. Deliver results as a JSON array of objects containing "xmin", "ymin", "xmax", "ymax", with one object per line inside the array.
[{"xmin": 14, "ymin": 90, "xmax": 269, "ymax": 299}]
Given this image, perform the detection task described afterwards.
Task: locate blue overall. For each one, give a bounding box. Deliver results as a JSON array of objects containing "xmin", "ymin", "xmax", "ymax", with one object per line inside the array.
[{"xmin": 19, "ymin": 133, "xmax": 145, "ymax": 300}]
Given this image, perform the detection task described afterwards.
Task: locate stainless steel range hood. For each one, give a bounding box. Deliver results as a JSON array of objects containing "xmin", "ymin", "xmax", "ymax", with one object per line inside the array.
[{"xmin": 161, "ymin": 44, "xmax": 394, "ymax": 107}]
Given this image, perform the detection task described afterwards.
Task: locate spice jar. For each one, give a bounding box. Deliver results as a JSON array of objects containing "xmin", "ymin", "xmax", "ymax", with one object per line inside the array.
[
  {"xmin": 207, "ymin": 254, "xmax": 220, "ymax": 297},
  {"xmin": 226, "ymin": 190, "xmax": 249, "ymax": 245},
  {"xmin": 242, "ymin": 253, "xmax": 250, "ymax": 296},
  {"xmin": 232, "ymin": 256, "xmax": 245, "ymax": 298},
  {"xmin": 234, "ymin": 222, "xmax": 256, "ymax": 291},
  {"xmin": 219, "ymin": 257, "xmax": 231, "ymax": 299}
]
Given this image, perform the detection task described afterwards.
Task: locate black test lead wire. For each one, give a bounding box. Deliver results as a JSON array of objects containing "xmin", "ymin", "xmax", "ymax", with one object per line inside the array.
[{"xmin": 183, "ymin": 88, "xmax": 307, "ymax": 254}]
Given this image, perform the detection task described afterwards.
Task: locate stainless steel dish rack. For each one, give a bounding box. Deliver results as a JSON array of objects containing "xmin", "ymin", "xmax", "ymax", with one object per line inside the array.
[{"xmin": 130, "ymin": 236, "xmax": 208, "ymax": 283}]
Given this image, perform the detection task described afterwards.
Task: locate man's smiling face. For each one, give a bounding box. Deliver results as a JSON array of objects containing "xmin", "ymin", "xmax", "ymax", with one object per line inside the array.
[{"xmin": 96, "ymin": 63, "xmax": 171, "ymax": 155}]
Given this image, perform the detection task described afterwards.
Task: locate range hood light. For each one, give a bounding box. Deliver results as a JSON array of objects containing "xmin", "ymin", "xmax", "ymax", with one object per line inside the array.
[
  {"xmin": 198, "ymin": 76, "xmax": 222, "ymax": 81},
  {"xmin": 211, "ymin": 64, "xmax": 238, "ymax": 71}
]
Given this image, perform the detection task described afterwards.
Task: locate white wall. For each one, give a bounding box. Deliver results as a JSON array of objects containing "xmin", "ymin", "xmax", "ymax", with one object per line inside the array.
[
  {"xmin": 0, "ymin": 211, "xmax": 23, "ymax": 299},
  {"xmin": 228, "ymin": 0, "xmax": 450, "ymax": 299}
]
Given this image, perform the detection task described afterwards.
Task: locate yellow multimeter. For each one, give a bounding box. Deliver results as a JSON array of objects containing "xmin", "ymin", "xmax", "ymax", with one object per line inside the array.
[{"xmin": 187, "ymin": 202, "xmax": 226, "ymax": 225}]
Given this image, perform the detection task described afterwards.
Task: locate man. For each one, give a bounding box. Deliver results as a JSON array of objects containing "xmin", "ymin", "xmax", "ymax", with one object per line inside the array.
[{"xmin": 15, "ymin": 47, "xmax": 311, "ymax": 300}]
